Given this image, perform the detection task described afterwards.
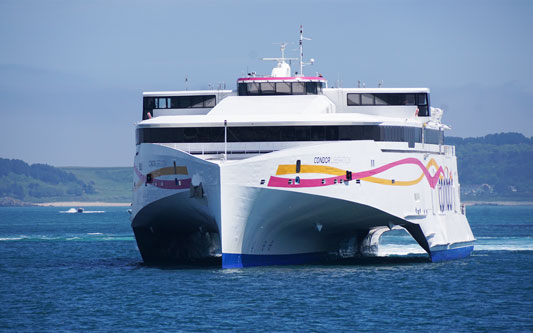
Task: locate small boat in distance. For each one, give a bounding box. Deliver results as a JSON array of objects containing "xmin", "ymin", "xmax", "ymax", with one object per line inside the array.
[
  {"xmin": 65, "ymin": 208, "xmax": 84, "ymax": 213},
  {"xmin": 130, "ymin": 26, "xmax": 475, "ymax": 268}
]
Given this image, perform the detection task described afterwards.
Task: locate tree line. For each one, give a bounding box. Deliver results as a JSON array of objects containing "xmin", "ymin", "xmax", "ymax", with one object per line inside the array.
[{"xmin": 0, "ymin": 158, "xmax": 96, "ymax": 200}]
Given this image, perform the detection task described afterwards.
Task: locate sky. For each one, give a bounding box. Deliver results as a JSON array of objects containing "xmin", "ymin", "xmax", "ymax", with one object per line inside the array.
[{"xmin": 0, "ymin": 0, "xmax": 532, "ymax": 167}]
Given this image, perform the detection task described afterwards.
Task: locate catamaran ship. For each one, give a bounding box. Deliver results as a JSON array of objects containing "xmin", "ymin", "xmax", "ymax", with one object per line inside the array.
[{"xmin": 131, "ymin": 28, "xmax": 475, "ymax": 268}]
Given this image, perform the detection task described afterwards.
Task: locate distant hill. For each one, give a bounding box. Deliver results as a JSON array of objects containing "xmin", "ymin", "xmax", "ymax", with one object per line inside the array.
[
  {"xmin": 445, "ymin": 132, "xmax": 533, "ymax": 200},
  {"xmin": 0, "ymin": 158, "xmax": 96, "ymax": 203},
  {"xmin": 0, "ymin": 158, "xmax": 131, "ymax": 204},
  {"xmin": 60, "ymin": 167, "xmax": 131, "ymax": 203}
]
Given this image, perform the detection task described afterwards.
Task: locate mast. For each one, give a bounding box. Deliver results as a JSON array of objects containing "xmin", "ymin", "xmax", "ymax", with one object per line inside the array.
[
  {"xmin": 298, "ymin": 25, "xmax": 313, "ymax": 76},
  {"xmin": 299, "ymin": 25, "xmax": 303, "ymax": 75}
]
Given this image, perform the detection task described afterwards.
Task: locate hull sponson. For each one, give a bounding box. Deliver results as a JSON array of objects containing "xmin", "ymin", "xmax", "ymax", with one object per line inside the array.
[
  {"xmin": 132, "ymin": 142, "xmax": 223, "ymax": 265},
  {"xmin": 132, "ymin": 191, "xmax": 220, "ymax": 265},
  {"xmin": 430, "ymin": 245, "xmax": 474, "ymax": 262},
  {"xmin": 219, "ymin": 186, "xmax": 409, "ymax": 268}
]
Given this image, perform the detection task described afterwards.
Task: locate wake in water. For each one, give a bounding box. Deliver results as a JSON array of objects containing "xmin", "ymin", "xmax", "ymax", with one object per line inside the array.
[
  {"xmin": 377, "ymin": 236, "xmax": 533, "ymax": 256},
  {"xmin": 0, "ymin": 233, "xmax": 134, "ymax": 242},
  {"xmin": 59, "ymin": 208, "xmax": 105, "ymax": 214},
  {"xmin": 1, "ymin": 233, "xmax": 531, "ymax": 252}
]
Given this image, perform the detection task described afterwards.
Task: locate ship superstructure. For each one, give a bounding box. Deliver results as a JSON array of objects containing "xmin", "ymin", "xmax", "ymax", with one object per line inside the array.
[{"xmin": 131, "ymin": 28, "xmax": 475, "ymax": 268}]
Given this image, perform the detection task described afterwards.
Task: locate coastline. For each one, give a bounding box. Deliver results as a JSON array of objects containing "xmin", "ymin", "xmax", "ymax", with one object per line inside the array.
[
  {"xmin": 463, "ymin": 201, "xmax": 533, "ymax": 206},
  {"xmin": 1, "ymin": 199, "xmax": 531, "ymax": 208},
  {"xmin": 34, "ymin": 200, "xmax": 532, "ymax": 207},
  {"xmin": 36, "ymin": 202, "xmax": 131, "ymax": 207}
]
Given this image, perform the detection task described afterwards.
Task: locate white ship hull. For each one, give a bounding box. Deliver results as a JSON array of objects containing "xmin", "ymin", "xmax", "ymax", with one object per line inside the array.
[{"xmin": 132, "ymin": 140, "xmax": 475, "ymax": 268}]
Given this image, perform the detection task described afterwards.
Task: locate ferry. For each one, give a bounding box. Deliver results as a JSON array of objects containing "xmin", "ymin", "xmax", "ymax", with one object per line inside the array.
[{"xmin": 131, "ymin": 27, "xmax": 475, "ymax": 268}]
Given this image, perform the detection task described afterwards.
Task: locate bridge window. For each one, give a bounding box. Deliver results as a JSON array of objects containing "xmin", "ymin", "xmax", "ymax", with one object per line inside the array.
[
  {"xmin": 292, "ymin": 82, "xmax": 305, "ymax": 95},
  {"xmin": 247, "ymin": 82, "xmax": 261, "ymax": 95},
  {"xmin": 261, "ymin": 82, "xmax": 276, "ymax": 94},
  {"xmin": 276, "ymin": 82, "xmax": 292, "ymax": 94},
  {"xmin": 238, "ymin": 82, "xmax": 323, "ymax": 96}
]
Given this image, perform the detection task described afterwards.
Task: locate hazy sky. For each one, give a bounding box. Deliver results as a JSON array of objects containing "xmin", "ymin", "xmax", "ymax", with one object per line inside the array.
[{"xmin": 1, "ymin": 0, "xmax": 532, "ymax": 166}]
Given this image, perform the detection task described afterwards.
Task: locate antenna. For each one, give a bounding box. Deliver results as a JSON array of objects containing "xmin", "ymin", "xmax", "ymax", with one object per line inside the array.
[
  {"xmin": 262, "ymin": 42, "xmax": 298, "ymax": 64},
  {"xmin": 262, "ymin": 42, "xmax": 298, "ymax": 77},
  {"xmin": 299, "ymin": 25, "xmax": 313, "ymax": 76}
]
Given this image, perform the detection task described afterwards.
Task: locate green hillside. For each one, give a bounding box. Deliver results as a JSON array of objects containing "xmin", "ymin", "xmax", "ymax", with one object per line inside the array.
[
  {"xmin": 0, "ymin": 158, "xmax": 131, "ymax": 204},
  {"xmin": 446, "ymin": 133, "xmax": 533, "ymax": 201},
  {"xmin": 60, "ymin": 167, "xmax": 132, "ymax": 203}
]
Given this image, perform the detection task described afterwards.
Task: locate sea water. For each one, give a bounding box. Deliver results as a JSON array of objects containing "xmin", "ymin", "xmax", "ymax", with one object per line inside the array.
[{"xmin": 0, "ymin": 205, "xmax": 531, "ymax": 331}]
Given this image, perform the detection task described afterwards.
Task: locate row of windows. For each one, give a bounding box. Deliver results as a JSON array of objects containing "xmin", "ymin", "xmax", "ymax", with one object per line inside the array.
[
  {"xmin": 136, "ymin": 125, "xmax": 443, "ymax": 146},
  {"xmin": 143, "ymin": 95, "xmax": 216, "ymax": 110},
  {"xmin": 347, "ymin": 93, "xmax": 430, "ymax": 116},
  {"xmin": 238, "ymin": 82, "xmax": 324, "ymax": 96},
  {"xmin": 347, "ymin": 93, "xmax": 428, "ymax": 106}
]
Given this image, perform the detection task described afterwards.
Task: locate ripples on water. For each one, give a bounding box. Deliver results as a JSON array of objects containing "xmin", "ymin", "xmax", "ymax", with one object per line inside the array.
[{"xmin": 0, "ymin": 206, "xmax": 532, "ymax": 331}]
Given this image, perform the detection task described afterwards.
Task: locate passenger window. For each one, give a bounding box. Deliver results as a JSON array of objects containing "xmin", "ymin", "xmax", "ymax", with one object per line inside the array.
[
  {"xmin": 191, "ymin": 96, "xmax": 203, "ymax": 108},
  {"xmin": 143, "ymin": 97, "xmax": 156, "ymax": 109},
  {"xmin": 374, "ymin": 95, "xmax": 387, "ymax": 105},
  {"xmin": 347, "ymin": 93, "xmax": 361, "ymax": 105},
  {"xmin": 417, "ymin": 94, "xmax": 427, "ymax": 105},
  {"xmin": 170, "ymin": 97, "xmax": 179, "ymax": 108},
  {"xmin": 204, "ymin": 96, "xmax": 216, "ymax": 107},
  {"xmin": 179, "ymin": 96, "xmax": 191, "ymax": 108},
  {"xmin": 403, "ymin": 94, "xmax": 416, "ymax": 105},
  {"xmin": 361, "ymin": 94, "xmax": 374, "ymax": 105},
  {"xmin": 157, "ymin": 98, "xmax": 168, "ymax": 109}
]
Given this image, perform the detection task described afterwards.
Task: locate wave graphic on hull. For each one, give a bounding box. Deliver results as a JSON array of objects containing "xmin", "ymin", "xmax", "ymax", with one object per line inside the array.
[{"xmin": 268, "ymin": 158, "xmax": 450, "ymax": 189}]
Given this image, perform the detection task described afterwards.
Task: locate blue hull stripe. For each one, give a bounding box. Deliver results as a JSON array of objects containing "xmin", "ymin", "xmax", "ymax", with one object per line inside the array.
[
  {"xmin": 430, "ymin": 246, "xmax": 474, "ymax": 262},
  {"xmin": 222, "ymin": 252, "xmax": 327, "ymax": 269}
]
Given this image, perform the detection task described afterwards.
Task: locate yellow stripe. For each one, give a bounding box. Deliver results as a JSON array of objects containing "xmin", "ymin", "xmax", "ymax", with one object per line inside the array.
[
  {"xmin": 276, "ymin": 164, "xmax": 346, "ymax": 176},
  {"xmin": 362, "ymin": 174, "xmax": 424, "ymax": 186},
  {"xmin": 426, "ymin": 158, "xmax": 438, "ymax": 171},
  {"xmin": 276, "ymin": 158, "xmax": 441, "ymax": 186},
  {"xmin": 151, "ymin": 166, "xmax": 188, "ymax": 177}
]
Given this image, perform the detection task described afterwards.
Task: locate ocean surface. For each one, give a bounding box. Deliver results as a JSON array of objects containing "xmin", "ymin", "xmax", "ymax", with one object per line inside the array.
[{"xmin": 0, "ymin": 205, "xmax": 531, "ymax": 332}]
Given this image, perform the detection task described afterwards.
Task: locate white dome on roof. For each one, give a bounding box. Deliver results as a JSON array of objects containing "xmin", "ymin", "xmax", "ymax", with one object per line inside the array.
[{"xmin": 271, "ymin": 62, "xmax": 291, "ymax": 77}]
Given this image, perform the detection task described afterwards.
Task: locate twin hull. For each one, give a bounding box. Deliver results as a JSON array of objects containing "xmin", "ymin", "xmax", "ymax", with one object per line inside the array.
[{"xmin": 131, "ymin": 141, "xmax": 475, "ymax": 268}]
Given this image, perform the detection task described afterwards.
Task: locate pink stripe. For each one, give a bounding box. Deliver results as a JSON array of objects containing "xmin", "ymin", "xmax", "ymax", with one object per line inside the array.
[
  {"xmin": 267, "ymin": 158, "xmax": 444, "ymax": 189},
  {"xmin": 151, "ymin": 178, "xmax": 191, "ymax": 190},
  {"xmin": 268, "ymin": 175, "xmax": 346, "ymax": 188}
]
